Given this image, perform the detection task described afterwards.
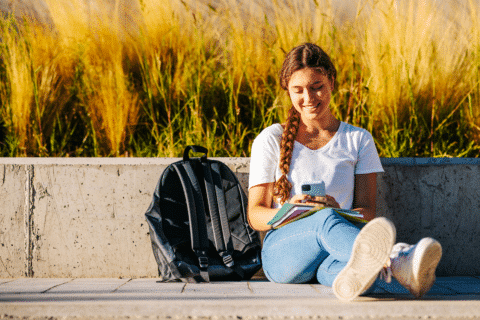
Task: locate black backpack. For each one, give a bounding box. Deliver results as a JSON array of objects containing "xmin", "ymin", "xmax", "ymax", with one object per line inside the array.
[{"xmin": 145, "ymin": 145, "xmax": 262, "ymax": 282}]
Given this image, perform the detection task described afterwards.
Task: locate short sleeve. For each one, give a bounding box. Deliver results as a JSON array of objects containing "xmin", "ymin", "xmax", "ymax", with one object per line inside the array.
[
  {"xmin": 355, "ymin": 131, "xmax": 384, "ymax": 174},
  {"xmin": 248, "ymin": 124, "xmax": 282, "ymax": 189}
]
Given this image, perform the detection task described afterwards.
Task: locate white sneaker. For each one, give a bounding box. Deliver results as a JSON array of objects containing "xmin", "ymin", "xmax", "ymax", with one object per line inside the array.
[
  {"xmin": 387, "ymin": 237, "xmax": 442, "ymax": 298},
  {"xmin": 333, "ymin": 217, "xmax": 396, "ymax": 301}
]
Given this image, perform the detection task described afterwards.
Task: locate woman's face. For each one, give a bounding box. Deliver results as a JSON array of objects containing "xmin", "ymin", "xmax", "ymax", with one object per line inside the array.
[{"xmin": 287, "ymin": 68, "xmax": 333, "ymax": 122}]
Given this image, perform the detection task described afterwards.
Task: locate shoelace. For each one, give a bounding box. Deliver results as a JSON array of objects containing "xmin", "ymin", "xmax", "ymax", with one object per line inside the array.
[{"xmin": 379, "ymin": 242, "xmax": 413, "ymax": 283}]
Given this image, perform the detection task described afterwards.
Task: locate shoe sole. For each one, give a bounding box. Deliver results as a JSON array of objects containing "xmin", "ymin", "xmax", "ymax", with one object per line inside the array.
[
  {"xmin": 409, "ymin": 237, "xmax": 443, "ymax": 298},
  {"xmin": 332, "ymin": 217, "xmax": 396, "ymax": 301}
]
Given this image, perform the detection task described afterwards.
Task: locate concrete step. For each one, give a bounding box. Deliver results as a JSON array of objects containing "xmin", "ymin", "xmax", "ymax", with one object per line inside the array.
[{"xmin": 1, "ymin": 277, "xmax": 480, "ymax": 319}]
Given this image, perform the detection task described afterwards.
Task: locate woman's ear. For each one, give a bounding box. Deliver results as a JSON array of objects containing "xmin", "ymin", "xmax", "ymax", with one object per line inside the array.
[{"xmin": 329, "ymin": 77, "xmax": 335, "ymax": 91}]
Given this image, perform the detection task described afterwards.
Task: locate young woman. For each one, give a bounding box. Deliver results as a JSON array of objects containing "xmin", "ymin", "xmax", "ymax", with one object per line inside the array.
[{"xmin": 248, "ymin": 43, "xmax": 442, "ymax": 301}]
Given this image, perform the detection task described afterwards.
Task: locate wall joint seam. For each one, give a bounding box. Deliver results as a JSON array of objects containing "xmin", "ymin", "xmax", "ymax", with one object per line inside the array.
[{"xmin": 25, "ymin": 165, "xmax": 34, "ymax": 277}]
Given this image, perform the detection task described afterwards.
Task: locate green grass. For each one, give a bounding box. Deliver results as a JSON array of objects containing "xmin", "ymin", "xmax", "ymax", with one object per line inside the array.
[{"xmin": 0, "ymin": 0, "xmax": 479, "ymax": 158}]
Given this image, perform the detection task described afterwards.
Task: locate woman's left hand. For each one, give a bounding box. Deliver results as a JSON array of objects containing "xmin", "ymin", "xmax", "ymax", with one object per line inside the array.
[
  {"xmin": 311, "ymin": 194, "xmax": 340, "ymax": 208},
  {"xmin": 295, "ymin": 194, "xmax": 340, "ymax": 208}
]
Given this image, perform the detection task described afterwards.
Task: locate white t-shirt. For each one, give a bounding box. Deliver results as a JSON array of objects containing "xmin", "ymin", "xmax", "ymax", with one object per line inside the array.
[{"xmin": 248, "ymin": 122, "xmax": 384, "ymax": 209}]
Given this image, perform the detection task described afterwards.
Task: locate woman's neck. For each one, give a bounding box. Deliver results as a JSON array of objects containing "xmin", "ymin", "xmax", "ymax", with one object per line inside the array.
[
  {"xmin": 295, "ymin": 115, "xmax": 341, "ymax": 150},
  {"xmin": 299, "ymin": 113, "xmax": 340, "ymax": 135}
]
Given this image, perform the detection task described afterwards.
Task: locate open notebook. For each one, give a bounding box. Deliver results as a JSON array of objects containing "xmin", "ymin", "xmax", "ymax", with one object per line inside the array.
[{"xmin": 268, "ymin": 203, "xmax": 367, "ymax": 229}]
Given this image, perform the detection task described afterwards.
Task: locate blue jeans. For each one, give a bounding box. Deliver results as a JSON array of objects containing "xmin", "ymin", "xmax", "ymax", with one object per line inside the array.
[{"xmin": 262, "ymin": 208, "xmax": 362, "ymax": 286}]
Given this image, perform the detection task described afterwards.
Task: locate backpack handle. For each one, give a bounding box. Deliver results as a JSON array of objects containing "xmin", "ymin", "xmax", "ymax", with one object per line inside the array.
[{"xmin": 183, "ymin": 145, "xmax": 208, "ymax": 161}]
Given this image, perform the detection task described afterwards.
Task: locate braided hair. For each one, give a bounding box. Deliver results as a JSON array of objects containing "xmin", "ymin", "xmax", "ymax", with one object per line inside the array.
[{"xmin": 273, "ymin": 43, "xmax": 337, "ymax": 204}]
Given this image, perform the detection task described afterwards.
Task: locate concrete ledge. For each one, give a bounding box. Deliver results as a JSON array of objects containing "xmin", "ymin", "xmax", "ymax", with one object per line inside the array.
[
  {"xmin": 380, "ymin": 158, "xmax": 480, "ymax": 166},
  {"xmin": 0, "ymin": 158, "xmax": 479, "ymax": 278}
]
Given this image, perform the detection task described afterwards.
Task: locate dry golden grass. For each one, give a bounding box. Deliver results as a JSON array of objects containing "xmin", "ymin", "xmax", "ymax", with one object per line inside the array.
[
  {"xmin": 45, "ymin": 0, "xmax": 141, "ymax": 155},
  {"xmin": 0, "ymin": 0, "xmax": 478, "ymax": 157},
  {"xmin": 0, "ymin": 19, "xmax": 34, "ymax": 154},
  {"xmin": 361, "ymin": 0, "xmax": 469, "ymax": 116}
]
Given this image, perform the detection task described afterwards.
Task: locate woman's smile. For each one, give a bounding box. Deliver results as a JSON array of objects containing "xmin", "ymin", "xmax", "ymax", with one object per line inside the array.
[{"xmin": 287, "ymin": 68, "xmax": 334, "ymax": 121}]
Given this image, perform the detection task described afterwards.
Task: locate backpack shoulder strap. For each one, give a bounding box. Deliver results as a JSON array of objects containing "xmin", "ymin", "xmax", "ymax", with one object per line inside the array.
[
  {"xmin": 202, "ymin": 162, "xmax": 234, "ymax": 266},
  {"xmin": 172, "ymin": 161, "xmax": 210, "ymax": 282},
  {"xmin": 207, "ymin": 161, "xmax": 246, "ymax": 279}
]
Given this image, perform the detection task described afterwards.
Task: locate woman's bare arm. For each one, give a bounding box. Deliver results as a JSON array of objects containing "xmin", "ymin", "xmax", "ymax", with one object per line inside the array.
[
  {"xmin": 352, "ymin": 172, "xmax": 378, "ymax": 221},
  {"xmin": 247, "ymin": 183, "xmax": 281, "ymax": 231}
]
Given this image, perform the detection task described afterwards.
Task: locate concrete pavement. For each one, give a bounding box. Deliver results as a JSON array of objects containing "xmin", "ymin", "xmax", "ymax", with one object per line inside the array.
[{"xmin": 1, "ymin": 277, "xmax": 480, "ymax": 319}]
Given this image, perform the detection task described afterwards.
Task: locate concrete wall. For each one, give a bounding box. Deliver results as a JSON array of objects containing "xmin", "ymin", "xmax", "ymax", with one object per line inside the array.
[
  {"xmin": 378, "ymin": 158, "xmax": 480, "ymax": 276},
  {"xmin": 0, "ymin": 157, "xmax": 479, "ymax": 278}
]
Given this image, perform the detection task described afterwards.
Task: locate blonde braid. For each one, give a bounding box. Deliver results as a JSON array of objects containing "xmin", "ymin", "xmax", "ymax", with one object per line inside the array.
[{"xmin": 273, "ymin": 107, "xmax": 301, "ymax": 204}]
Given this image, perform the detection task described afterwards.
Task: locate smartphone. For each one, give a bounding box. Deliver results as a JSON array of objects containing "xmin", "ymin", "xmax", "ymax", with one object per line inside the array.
[{"xmin": 301, "ymin": 181, "xmax": 326, "ymax": 197}]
